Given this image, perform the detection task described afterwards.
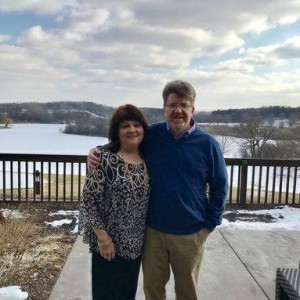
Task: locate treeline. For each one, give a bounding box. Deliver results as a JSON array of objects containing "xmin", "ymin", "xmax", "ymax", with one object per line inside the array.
[
  {"xmin": 64, "ymin": 107, "xmax": 164, "ymax": 137},
  {"xmin": 0, "ymin": 101, "xmax": 299, "ymax": 137},
  {"xmin": 203, "ymin": 106, "xmax": 300, "ymax": 124},
  {"xmin": 64, "ymin": 118, "xmax": 110, "ymax": 137},
  {"xmin": 0, "ymin": 102, "xmax": 115, "ymax": 124}
]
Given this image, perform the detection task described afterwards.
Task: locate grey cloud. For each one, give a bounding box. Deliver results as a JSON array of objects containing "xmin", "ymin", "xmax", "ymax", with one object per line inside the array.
[
  {"xmin": 276, "ymin": 43, "xmax": 300, "ymax": 59},
  {"xmin": 132, "ymin": 0, "xmax": 300, "ymax": 33}
]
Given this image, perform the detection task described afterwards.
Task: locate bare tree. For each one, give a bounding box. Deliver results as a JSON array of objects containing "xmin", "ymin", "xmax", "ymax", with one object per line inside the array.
[
  {"xmin": 262, "ymin": 140, "xmax": 300, "ymax": 159},
  {"xmin": 234, "ymin": 118, "xmax": 277, "ymax": 158},
  {"xmin": 4, "ymin": 116, "xmax": 13, "ymax": 128},
  {"xmin": 216, "ymin": 135, "xmax": 232, "ymax": 156},
  {"xmin": 289, "ymin": 112, "xmax": 300, "ymax": 128}
]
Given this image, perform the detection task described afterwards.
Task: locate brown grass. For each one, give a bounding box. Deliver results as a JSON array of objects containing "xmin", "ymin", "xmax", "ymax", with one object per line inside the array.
[
  {"xmin": 0, "ymin": 173, "xmax": 85, "ymax": 201},
  {"xmin": 0, "ymin": 203, "xmax": 77, "ymax": 299},
  {"xmin": 0, "ymin": 210, "xmax": 40, "ymax": 286}
]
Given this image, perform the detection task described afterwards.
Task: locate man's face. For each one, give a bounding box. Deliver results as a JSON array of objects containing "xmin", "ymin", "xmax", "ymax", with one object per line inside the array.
[{"xmin": 164, "ymin": 93, "xmax": 194, "ymax": 137}]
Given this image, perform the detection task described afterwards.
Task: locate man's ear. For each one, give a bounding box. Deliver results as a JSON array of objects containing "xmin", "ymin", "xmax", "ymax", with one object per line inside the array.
[{"xmin": 192, "ymin": 107, "xmax": 195, "ymax": 113}]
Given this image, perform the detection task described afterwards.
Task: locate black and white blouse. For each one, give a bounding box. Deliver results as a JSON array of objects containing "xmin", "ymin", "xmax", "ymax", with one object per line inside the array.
[{"xmin": 78, "ymin": 152, "xmax": 150, "ymax": 260}]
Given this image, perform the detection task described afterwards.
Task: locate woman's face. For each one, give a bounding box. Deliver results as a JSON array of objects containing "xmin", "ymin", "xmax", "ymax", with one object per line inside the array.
[{"xmin": 118, "ymin": 120, "xmax": 144, "ymax": 149}]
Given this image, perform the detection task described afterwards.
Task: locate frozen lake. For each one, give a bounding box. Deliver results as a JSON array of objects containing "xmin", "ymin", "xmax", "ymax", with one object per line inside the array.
[
  {"xmin": 0, "ymin": 123, "xmax": 108, "ymax": 155},
  {"xmin": 0, "ymin": 123, "xmax": 241, "ymax": 157}
]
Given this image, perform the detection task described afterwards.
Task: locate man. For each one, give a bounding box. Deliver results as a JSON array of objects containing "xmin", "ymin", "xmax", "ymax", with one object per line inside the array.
[{"xmin": 88, "ymin": 80, "xmax": 228, "ymax": 300}]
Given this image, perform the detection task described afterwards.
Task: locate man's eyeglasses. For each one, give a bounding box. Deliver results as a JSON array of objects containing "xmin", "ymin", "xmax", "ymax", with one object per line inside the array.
[{"xmin": 165, "ymin": 103, "xmax": 193, "ymax": 110}]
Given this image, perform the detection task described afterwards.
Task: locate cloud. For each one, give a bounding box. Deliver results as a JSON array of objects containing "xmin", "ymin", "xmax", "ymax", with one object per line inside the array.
[
  {"xmin": 59, "ymin": 7, "xmax": 110, "ymax": 34},
  {"xmin": 276, "ymin": 36, "xmax": 300, "ymax": 59},
  {"xmin": 0, "ymin": 1, "xmax": 300, "ymax": 110},
  {"xmin": 131, "ymin": 0, "xmax": 300, "ymax": 33},
  {"xmin": 0, "ymin": 34, "xmax": 10, "ymax": 43},
  {"xmin": 0, "ymin": 0, "xmax": 78, "ymax": 14},
  {"xmin": 216, "ymin": 34, "xmax": 300, "ymax": 74}
]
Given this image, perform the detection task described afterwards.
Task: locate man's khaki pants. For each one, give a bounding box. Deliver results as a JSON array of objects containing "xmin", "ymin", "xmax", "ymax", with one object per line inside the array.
[{"xmin": 142, "ymin": 227, "xmax": 208, "ymax": 300}]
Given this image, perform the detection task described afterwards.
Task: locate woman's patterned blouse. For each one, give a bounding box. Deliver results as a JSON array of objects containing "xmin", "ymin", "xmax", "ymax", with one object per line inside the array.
[{"xmin": 78, "ymin": 152, "xmax": 150, "ymax": 260}]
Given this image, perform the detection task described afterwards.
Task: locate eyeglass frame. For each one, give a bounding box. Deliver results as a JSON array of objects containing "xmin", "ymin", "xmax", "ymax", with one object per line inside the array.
[{"xmin": 164, "ymin": 103, "xmax": 194, "ymax": 110}]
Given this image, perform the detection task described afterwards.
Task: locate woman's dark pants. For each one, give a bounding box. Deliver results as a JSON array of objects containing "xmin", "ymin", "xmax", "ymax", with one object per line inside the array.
[{"xmin": 92, "ymin": 251, "xmax": 141, "ymax": 300}]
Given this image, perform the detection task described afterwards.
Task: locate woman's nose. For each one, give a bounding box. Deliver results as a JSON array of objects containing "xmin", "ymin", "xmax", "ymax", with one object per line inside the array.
[{"xmin": 128, "ymin": 125, "xmax": 135, "ymax": 131}]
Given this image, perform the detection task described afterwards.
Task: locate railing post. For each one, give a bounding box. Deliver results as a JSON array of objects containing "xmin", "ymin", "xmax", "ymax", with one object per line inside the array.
[
  {"xmin": 239, "ymin": 160, "xmax": 248, "ymax": 207},
  {"xmin": 34, "ymin": 170, "xmax": 41, "ymax": 195}
]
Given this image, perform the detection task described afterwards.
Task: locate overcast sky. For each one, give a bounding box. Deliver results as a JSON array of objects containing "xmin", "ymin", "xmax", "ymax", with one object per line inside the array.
[{"xmin": 0, "ymin": 1, "xmax": 300, "ymax": 111}]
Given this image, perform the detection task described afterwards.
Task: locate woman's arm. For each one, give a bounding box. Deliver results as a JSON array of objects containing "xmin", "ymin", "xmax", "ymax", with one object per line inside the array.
[{"xmin": 80, "ymin": 160, "xmax": 116, "ymax": 260}]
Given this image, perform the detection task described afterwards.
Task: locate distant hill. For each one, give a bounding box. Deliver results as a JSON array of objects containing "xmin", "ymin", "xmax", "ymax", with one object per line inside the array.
[
  {"xmin": 0, "ymin": 102, "xmax": 164, "ymax": 136},
  {"xmin": 0, "ymin": 102, "xmax": 299, "ymax": 137}
]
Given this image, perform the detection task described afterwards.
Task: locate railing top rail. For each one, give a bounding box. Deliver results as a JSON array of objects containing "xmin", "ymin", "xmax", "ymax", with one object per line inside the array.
[
  {"xmin": 0, "ymin": 153, "xmax": 299, "ymax": 166},
  {"xmin": 225, "ymin": 158, "xmax": 300, "ymax": 167},
  {"xmin": 0, "ymin": 153, "xmax": 86, "ymax": 163}
]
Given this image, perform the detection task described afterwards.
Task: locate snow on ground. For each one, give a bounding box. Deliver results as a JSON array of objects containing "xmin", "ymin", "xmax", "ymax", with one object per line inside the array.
[
  {"xmin": 0, "ymin": 286, "xmax": 28, "ymax": 300},
  {"xmin": 49, "ymin": 210, "xmax": 79, "ymax": 216},
  {"xmin": 220, "ymin": 206, "xmax": 300, "ymax": 231},
  {"xmin": 71, "ymin": 223, "xmax": 79, "ymax": 234},
  {"xmin": 46, "ymin": 210, "xmax": 79, "ymax": 233},
  {"xmin": 0, "ymin": 209, "xmax": 28, "ymax": 219},
  {"xmin": 45, "ymin": 219, "xmax": 73, "ymax": 227}
]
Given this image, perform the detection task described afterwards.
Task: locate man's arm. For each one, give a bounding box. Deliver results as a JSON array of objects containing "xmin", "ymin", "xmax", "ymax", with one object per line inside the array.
[
  {"xmin": 87, "ymin": 147, "xmax": 101, "ymax": 170},
  {"xmin": 205, "ymin": 141, "xmax": 228, "ymax": 232}
]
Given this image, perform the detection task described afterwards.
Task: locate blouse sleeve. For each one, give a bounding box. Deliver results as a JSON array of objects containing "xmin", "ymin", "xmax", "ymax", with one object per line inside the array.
[{"xmin": 79, "ymin": 158, "xmax": 107, "ymax": 231}]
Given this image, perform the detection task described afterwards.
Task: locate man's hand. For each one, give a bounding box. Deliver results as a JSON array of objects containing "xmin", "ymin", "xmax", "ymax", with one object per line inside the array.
[{"xmin": 87, "ymin": 147, "xmax": 101, "ymax": 170}]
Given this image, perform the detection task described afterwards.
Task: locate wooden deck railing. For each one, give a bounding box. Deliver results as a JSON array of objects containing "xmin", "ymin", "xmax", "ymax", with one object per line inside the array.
[
  {"xmin": 0, "ymin": 153, "xmax": 299, "ymax": 205},
  {"xmin": 226, "ymin": 158, "xmax": 299, "ymax": 206},
  {"xmin": 0, "ymin": 153, "xmax": 87, "ymax": 202}
]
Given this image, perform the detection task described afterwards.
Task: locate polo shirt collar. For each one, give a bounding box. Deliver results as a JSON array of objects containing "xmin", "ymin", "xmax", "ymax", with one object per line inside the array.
[{"xmin": 166, "ymin": 119, "xmax": 196, "ymax": 139}]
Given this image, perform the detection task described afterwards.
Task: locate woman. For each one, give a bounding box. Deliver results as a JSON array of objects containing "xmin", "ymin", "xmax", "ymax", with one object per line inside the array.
[{"xmin": 78, "ymin": 104, "xmax": 150, "ymax": 300}]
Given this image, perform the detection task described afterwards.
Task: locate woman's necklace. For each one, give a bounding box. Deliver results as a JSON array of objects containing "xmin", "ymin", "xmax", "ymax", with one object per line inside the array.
[{"xmin": 119, "ymin": 152, "xmax": 150, "ymax": 202}]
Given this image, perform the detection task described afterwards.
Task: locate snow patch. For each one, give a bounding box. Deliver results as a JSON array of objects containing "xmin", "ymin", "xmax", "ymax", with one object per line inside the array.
[
  {"xmin": 45, "ymin": 219, "xmax": 73, "ymax": 227},
  {"xmin": 221, "ymin": 206, "xmax": 300, "ymax": 231},
  {"xmin": 0, "ymin": 286, "xmax": 28, "ymax": 300}
]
